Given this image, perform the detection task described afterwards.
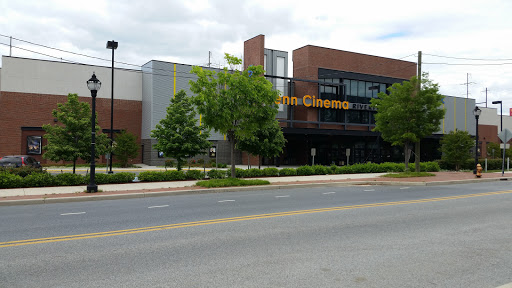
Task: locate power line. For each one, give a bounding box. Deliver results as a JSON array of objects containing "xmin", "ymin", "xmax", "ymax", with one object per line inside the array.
[
  {"xmin": 424, "ymin": 53, "xmax": 512, "ymax": 61},
  {"xmin": 424, "ymin": 62, "xmax": 512, "ymax": 66}
]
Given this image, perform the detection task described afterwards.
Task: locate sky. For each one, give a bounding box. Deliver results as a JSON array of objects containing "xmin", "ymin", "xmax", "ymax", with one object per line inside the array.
[{"xmin": 1, "ymin": 0, "xmax": 512, "ymax": 115}]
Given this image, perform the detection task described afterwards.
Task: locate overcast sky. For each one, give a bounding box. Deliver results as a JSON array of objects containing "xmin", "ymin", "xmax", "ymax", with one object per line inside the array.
[{"xmin": 1, "ymin": 0, "xmax": 512, "ymax": 114}]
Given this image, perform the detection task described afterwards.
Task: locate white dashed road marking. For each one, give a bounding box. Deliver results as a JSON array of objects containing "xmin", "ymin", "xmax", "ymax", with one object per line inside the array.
[
  {"xmin": 275, "ymin": 195, "xmax": 290, "ymax": 198},
  {"xmin": 400, "ymin": 187, "xmax": 410, "ymax": 190},
  {"xmin": 60, "ymin": 212, "xmax": 86, "ymax": 216},
  {"xmin": 322, "ymin": 192, "xmax": 336, "ymax": 195},
  {"xmin": 364, "ymin": 189, "xmax": 375, "ymax": 192},
  {"xmin": 148, "ymin": 205, "xmax": 169, "ymax": 209},
  {"xmin": 218, "ymin": 200, "xmax": 235, "ymax": 203}
]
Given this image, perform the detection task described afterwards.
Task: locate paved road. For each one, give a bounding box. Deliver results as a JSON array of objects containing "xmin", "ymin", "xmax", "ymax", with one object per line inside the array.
[{"xmin": 1, "ymin": 182, "xmax": 511, "ymax": 287}]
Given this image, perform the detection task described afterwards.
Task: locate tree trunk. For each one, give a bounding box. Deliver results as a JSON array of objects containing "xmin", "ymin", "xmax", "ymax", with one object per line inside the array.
[
  {"xmin": 404, "ymin": 143, "xmax": 410, "ymax": 172},
  {"xmin": 258, "ymin": 155, "xmax": 261, "ymax": 170},
  {"xmin": 229, "ymin": 130, "xmax": 236, "ymax": 178},
  {"xmin": 73, "ymin": 158, "xmax": 76, "ymax": 174},
  {"xmin": 415, "ymin": 141, "xmax": 421, "ymax": 172}
]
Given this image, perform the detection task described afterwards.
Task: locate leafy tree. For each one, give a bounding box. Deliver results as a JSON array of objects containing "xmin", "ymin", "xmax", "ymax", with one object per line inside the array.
[
  {"xmin": 370, "ymin": 74, "xmax": 445, "ymax": 171},
  {"xmin": 487, "ymin": 142, "xmax": 500, "ymax": 159},
  {"xmin": 237, "ymin": 120, "xmax": 286, "ymax": 169},
  {"xmin": 439, "ymin": 129, "xmax": 474, "ymax": 171},
  {"xmin": 150, "ymin": 90, "xmax": 211, "ymax": 171},
  {"xmin": 189, "ymin": 54, "xmax": 280, "ymax": 177},
  {"xmin": 113, "ymin": 130, "xmax": 139, "ymax": 168},
  {"xmin": 43, "ymin": 93, "xmax": 109, "ymax": 174}
]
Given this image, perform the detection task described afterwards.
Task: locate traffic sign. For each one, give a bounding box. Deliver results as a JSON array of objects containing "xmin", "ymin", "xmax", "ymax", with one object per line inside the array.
[{"xmin": 498, "ymin": 128, "xmax": 512, "ymax": 144}]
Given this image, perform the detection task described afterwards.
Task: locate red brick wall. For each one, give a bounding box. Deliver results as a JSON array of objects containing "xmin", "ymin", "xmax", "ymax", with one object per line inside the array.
[
  {"xmin": 479, "ymin": 124, "xmax": 500, "ymax": 157},
  {"xmin": 0, "ymin": 91, "xmax": 142, "ymax": 164},
  {"xmin": 292, "ymin": 45, "xmax": 417, "ymax": 130},
  {"xmin": 244, "ymin": 35, "xmax": 265, "ymax": 70}
]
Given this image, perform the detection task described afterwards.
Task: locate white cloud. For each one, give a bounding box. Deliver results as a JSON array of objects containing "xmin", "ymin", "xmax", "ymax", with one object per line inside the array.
[{"xmin": 1, "ymin": 0, "xmax": 512, "ymax": 113}]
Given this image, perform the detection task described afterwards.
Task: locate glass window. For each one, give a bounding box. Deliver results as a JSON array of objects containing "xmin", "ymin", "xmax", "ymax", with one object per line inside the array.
[
  {"xmin": 358, "ymin": 81, "xmax": 366, "ymax": 97},
  {"xmin": 350, "ymin": 80, "xmax": 358, "ymax": 96}
]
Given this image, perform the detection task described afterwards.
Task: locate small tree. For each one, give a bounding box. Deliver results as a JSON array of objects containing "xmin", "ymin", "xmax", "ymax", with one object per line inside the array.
[
  {"xmin": 370, "ymin": 74, "xmax": 444, "ymax": 171},
  {"xmin": 487, "ymin": 142, "xmax": 500, "ymax": 159},
  {"xmin": 113, "ymin": 130, "xmax": 139, "ymax": 168},
  {"xmin": 439, "ymin": 129, "xmax": 474, "ymax": 171},
  {"xmin": 43, "ymin": 93, "xmax": 109, "ymax": 173},
  {"xmin": 151, "ymin": 90, "xmax": 211, "ymax": 171},
  {"xmin": 237, "ymin": 120, "xmax": 286, "ymax": 169},
  {"xmin": 190, "ymin": 54, "xmax": 280, "ymax": 177}
]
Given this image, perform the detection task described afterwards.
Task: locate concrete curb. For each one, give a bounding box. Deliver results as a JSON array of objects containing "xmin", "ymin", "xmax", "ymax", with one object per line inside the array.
[{"xmin": 0, "ymin": 177, "xmax": 510, "ymax": 206}]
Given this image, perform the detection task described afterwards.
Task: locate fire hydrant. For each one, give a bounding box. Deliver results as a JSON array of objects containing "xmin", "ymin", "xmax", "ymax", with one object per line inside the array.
[{"xmin": 476, "ymin": 163, "xmax": 483, "ymax": 178}]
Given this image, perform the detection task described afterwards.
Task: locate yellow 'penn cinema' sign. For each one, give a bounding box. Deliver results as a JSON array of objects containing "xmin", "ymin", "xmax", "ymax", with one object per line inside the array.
[{"xmin": 275, "ymin": 95, "xmax": 375, "ymax": 111}]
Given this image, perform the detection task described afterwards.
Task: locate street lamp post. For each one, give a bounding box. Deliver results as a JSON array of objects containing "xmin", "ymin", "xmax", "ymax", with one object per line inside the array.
[
  {"xmin": 106, "ymin": 40, "xmax": 118, "ymax": 174},
  {"xmin": 473, "ymin": 106, "xmax": 481, "ymax": 174},
  {"xmin": 86, "ymin": 73, "xmax": 101, "ymax": 193},
  {"xmin": 492, "ymin": 100, "xmax": 505, "ymax": 176}
]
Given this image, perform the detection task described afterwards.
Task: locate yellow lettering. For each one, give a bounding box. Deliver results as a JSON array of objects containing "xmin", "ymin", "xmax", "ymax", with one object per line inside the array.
[
  {"xmin": 304, "ymin": 95, "xmax": 312, "ymax": 107},
  {"xmin": 316, "ymin": 98, "xmax": 323, "ymax": 108},
  {"xmin": 275, "ymin": 96, "xmax": 282, "ymax": 105},
  {"xmin": 283, "ymin": 96, "xmax": 290, "ymax": 105},
  {"xmin": 324, "ymin": 99, "xmax": 330, "ymax": 108},
  {"xmin": 342, "ymin": 101, "xmax": 349, "ymax": 110},
  {"xmin": 332, "ymin": 100, "xmax": 342, "ymax": 109},
  {"xmin": 291, "ymin": 97, "xmax": 298, "ymax": 106}
]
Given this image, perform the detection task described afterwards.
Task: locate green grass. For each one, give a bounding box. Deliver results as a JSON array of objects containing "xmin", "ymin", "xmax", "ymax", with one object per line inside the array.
[
  {"xmin": 381, "ymin": 172, "xmax": 436, "ymax": 178},
  {"xmin": 196, "ymin": 178, "xmax": 270, "ymax": 188}
]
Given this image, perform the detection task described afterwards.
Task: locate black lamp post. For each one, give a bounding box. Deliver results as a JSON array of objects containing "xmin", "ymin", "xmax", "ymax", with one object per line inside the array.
[
  {"xmin": 473, "ymin": 106, "xmax": 481, "ymax": 174},
  {"xmin": 87, "ymin": 73, "xmax": 101, "ymax": 193},
  {"xmin": 106, "ymin": 40, "xmax": 118, "ymax": 174},
  {"xmin": 492, "ymin": 100, "xmax": 505, "ymax": 175}
]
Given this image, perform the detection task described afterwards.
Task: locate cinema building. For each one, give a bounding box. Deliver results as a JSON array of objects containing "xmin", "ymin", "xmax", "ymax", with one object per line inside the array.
[{"xmin": 1, "ymin": 34, "xmax": 506, "ymax": 167}]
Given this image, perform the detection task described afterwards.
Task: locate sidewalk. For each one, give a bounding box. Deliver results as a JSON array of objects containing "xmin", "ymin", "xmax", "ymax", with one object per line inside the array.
[{"xmin": 1, "ymin": 170, "xmax": 511, "ymax": 206}]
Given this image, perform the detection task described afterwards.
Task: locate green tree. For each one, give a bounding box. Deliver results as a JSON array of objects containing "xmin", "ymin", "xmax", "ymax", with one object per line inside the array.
[
  {"xmin": 150, "ymin": 90, "xmax": 211, "ymax": 171},
  {"xmin": 487, "ymin": 142, "xmax": 500, "ymax": 159},
  {"xmin": 370, "ymin": 74, "xmax": 445, "ymax": 171},
  {"xmin": 237, "ymin": 120, "xmax": 287, "ymax": 169},
  {"xmin": 113, "ymin": 130, "xmax": 139, "ymax": 168},
  {"xmin": 439, "ymin": 129, "xmax": 474, "ymax": 171},
  {"xmin": 43, "ymin": 93, "xmax": 109, "ymax": 174},
  {"xmin": 189, "ymin": 54, "xmax": 280, "ymax": 177}
]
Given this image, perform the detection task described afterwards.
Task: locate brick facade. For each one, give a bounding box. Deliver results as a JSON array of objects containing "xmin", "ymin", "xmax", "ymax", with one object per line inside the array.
[
  {"xmin": 243, "ymin": 35, "xmax": 265, "ymax": 70},
  {"xmin": 0, "ymin": 91, "xmax": 142, "ymax": 164}
]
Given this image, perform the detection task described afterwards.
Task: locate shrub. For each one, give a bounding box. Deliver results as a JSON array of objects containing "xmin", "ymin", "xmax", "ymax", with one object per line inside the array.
[
  {"xmin": 329, "ymin": 164, "xmax": 338, "ymax": 174},
  {"xmin": 335, "ymin": 166, "xmax": 355, "ymax": 174},
  {"xmin": 420, "ymin": 161, "xmax": 441, "ymax": 172},
  {"xmin": 164, "ymin": 160, "xmax": 174, "ymax": 168},
  {"xmin": 279, "ymin": 168, "xmax": 297, "ymax": 176},
  {"xmin": 235, "ymin": 168, "xmax": 246, "ymax": 178},
  {"xmin": 217, "ymin": 163, "xmax": 228, "ymax": 168},
  {"xmin": 197, "ymin": 158, "xmax": 205, "ymax": 164},
  {"xmin": 312, "ymin": 165, "xmax": 329, "ymax": 175},
  {"xmin": 138, "ymin": 171, "xmax": 164, "ymax": 182},
  {"xmin": 54, "ymin": 173, "xmax": 86, "ymax": 186},
  {"xmin": 262, "ymin": 167, "xmax": 279, "ymax": 177},
  {"xmin": 0, "ymin": 166, "xmax": 46, "ymax": 178},
  {"xmin": 0, "ymin": 172, "xmax": 23, "ymax": 188},
  {"xmin": 379, "ymin": 162, "xmax": 404, "ymax": 173},
  {"xmin": 22, "ymin": 173, "xmax": 56, "ymax": 187},
  {"xmin": 296, "ymin": 165, "xmax": 315, "ymax": 176},
  {"xmin": 110, "ymin": 172, "xmax": 137, "ymax": 183},
  {"xmin": 207, "ymin": 169, "xmax": 226, "ymax": 179},
  {"xmin": 162, "ymin": 170, "xmax": 186, "ymax": 181},
  {"xmin": 186, "ymin": 169, "xmax": 204, "ymax": 180},
  {"xmin": 245, "ymin": 168, "xmax": 264, "ymax": 178}
]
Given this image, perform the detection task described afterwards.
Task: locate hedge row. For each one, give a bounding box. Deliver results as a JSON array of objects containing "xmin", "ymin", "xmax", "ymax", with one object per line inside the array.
[
  {"xmin": 0, "ymin": 172, "xmax": 136, "ymax": 189},
  {"xmin": 0, "ymin": 162, "xmax": 441, "ymax": 189},
  {"xmin": 437, "ymin": 158, "xmax": 507, "ymax": 171},
  {"xmin": 208, "ymin": 162, "xmax": 440, "ymax": 179}
]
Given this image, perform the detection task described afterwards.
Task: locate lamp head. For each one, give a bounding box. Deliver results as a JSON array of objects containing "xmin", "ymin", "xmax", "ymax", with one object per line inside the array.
[{"xmin": 87, "ymin": 72, "xmax": 101, "ymax": 92}]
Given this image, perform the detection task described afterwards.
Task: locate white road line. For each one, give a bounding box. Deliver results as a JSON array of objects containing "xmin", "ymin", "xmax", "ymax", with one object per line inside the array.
[
  {"xmin": 275, "ymin": 195, "xmax": 290, "ymax": 198},
  {"xmin": 60, "ymin": 212, "xmax": 86, "ymax": 216},
  {"xmin": 322, "ymin": 192, "xmax": 336, "ymax": 195},
  {"xmin": 400, "ymin": 187, "xmax": 410, "ymax": 190},
  {"xmin": 148, "ymin": 205, "xmax": 169, "ymax": 209},
  {"xmin": 218, "ymin": 200, "xmax": 235, "ymax": 203},
  {"xmin": 364, "ymin": 189, "xmax": 375, "ymax": 192}
]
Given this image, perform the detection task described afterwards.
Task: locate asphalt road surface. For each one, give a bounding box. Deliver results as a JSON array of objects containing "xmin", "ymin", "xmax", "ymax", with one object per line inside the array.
[{"xmin": 1, "ymin": 182, "xmax": 511, "ymax": 287}]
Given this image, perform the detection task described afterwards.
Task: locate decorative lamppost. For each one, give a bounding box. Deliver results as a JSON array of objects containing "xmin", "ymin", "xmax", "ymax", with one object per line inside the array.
[
  {"xmin": 473, "ymin": 106, "xmax": 481, "ymax": 174},
  {"xmin": 106, "ymin": 40, "xmax": 118, "ymax": 174},
  {"xmin": 87, "ymin": 73, "xmax": 101, "ymax": 193}
]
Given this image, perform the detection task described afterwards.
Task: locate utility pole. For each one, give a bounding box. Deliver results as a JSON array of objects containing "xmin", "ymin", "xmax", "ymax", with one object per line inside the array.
[
  {"xmin": 208, "ymin": 51, "xmax": 211, "ymax": 68},
  {"xmin": 9, "ymin": 36, "xmax": 12, "ymax": 56},
  {"xmin": 414, "ymin": 51, "xmax": 422, "ymax": 172}
]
